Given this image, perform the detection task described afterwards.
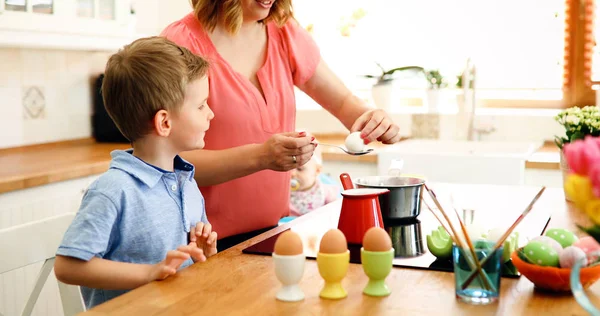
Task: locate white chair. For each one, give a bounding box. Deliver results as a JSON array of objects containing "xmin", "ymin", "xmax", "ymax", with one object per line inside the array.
[{"xmin": 0, "ymin": 213, "xmax": 85, "ymax": 316}]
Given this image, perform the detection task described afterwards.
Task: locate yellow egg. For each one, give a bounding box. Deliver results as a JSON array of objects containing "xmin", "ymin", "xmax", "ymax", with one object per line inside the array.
[
  {"xmin": 319, "ymin": 229, "xmax": 348, "ymax": 254},
  {"xmin": 363, "ymin": 227, "xmax": 392, "ymax": 252},
  {"xmin": 274, "ymin": 231, "xmax": 303, "ymax": 255}
]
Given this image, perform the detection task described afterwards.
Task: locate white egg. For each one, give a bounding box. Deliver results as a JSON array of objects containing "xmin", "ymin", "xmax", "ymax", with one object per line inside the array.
[
  {"xmin": 345, "ymin": 132, "xmax": 365, "ymax": 153},
  {"xmin": 559, "ymin": 246, "xmax": 587, "ymax": 268},
  {"xmin": 486, "ymin": 227, "xmax": 504, "ymax": 243},
  {"xmin": 466, "ymin": 222, "xmax": 485, "ymax": 241}
]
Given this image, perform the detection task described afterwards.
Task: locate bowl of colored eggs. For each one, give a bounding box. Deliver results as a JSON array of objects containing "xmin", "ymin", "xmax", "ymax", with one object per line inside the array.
[{"xmin": 512, "ymin": 228, "xmax": 600, "ymax": 292}]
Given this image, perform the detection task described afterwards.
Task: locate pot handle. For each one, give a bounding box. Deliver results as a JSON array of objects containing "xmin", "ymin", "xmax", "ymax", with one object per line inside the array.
[{"xmin": 340, "ymin": 173, "xmax": 354, "ymax": 190}]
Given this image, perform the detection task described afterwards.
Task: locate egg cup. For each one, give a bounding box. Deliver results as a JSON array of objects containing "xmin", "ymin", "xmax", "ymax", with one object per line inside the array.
[
  {"xmin": 316, "ymin": 250, "xmax": 350, "ymax": 299},
  {"xmin": 361, "ymin": 248, "xmax": 394, "ymax": 296},
  {"xmin": 272, "ymin": 253, "xmax": 305, "ymax": 302}
]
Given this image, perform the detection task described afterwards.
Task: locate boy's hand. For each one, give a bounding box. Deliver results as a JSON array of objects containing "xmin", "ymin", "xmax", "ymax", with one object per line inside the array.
[
  {"xmin": 184, "ymin": 242, "xmax": 207, "ymax": 263},
  {"xmin": 149, "ymin": 249, "xmax": 190, "ymax": 281},
  {"xmin": 190, "ymin": 222, "xmax": 218, "ymax": 258}
]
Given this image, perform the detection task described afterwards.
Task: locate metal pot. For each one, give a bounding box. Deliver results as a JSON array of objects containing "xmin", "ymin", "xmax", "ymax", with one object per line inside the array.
[{"xmin": 353, "ymin": 176, "xmax": 425, "ymax": 220}]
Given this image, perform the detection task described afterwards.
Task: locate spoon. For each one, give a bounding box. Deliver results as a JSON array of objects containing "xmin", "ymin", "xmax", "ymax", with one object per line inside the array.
[{"xmin": 316, "ymin": 143, "xmax": 374, "ymax": 156}]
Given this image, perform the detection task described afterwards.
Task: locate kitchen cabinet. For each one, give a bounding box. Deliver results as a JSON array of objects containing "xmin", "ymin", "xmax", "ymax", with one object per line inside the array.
[
  {"xmin": 0, "ymin": 0, "xmax": 135, "ymax": 51},
  {"xmin": 0, "ymin": 174, "xmax": 97, "ymax": 229},
  {"xmin": 0, "ymin": 174, "xmax": 97, "ymax": 316}
]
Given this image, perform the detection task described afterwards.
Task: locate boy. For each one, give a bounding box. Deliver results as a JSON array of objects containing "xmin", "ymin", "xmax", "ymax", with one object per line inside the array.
[{"xmin": 54, "ymin": 36, "xmax": 216, "ymax": 309}]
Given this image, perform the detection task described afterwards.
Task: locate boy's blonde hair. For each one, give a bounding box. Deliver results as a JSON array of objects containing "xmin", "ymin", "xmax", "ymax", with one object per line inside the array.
[
  {"xmin": 101, "ymin": 36, "xmax": 209, "ymax": 142},
  {"xmin": 191, "ymin": 0, "xmax": 293, "ymax": 35}
]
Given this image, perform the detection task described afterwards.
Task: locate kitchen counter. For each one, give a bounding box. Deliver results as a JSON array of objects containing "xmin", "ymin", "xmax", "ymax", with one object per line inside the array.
[
  {"xmin": 83, "ymin": 184, "xmax": 598, "ymax": 315},
  {"xmin": 0, "ymin": 138, "xmax": 130, "ymax": 194},
  {"xmin": 0, "ymin": 136, "xmax": 560, "ymax": 194}
]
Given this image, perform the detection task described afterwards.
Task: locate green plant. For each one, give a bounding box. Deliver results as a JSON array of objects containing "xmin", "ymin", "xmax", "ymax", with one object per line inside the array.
[
  {"xmin": 425, "ymin": 69, "xmax": 447, "ymax": 89},
  {"xmin": 364, "ymin": 63, "xmax": 424, "ymax": 84},
  {"xmin": 455, "ymin": 71, "xmax": 474, "ymax": 89},
  {"xmin": 554, "ymin": 106, "xmax": 600, "ymax": 149}
]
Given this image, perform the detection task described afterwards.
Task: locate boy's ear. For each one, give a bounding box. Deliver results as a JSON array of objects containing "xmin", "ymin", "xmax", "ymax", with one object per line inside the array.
[
  {"xmin": 316, "ymin": 163, "xmax": 323, "ymax": 174},
  {"xmin": 153, "ymin": 109, "xmax": 172, "ymax": 137}
]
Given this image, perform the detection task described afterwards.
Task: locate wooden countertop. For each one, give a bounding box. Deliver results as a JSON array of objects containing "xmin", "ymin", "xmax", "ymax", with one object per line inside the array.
[
  {"xmin": 84, "ymin": 184, "xmax": 599, "ymax": 315},
  {"xmin": 0, "ymin": 138, "xmax": 130, "ymax": 194},
  {"xmin": 0, "ymin": 136, "xmax": 560, "ymax": 195}
]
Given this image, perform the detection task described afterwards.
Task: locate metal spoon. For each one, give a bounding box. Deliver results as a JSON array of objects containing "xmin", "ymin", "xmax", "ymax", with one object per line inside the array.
[{"xmin": 316, "ymin": 143, "xmax": 374, "ymax": 156}]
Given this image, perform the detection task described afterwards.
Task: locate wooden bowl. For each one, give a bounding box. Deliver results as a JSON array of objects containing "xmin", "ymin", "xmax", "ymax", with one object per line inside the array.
[{"xmin": 511, "ymin": 251, "xmax": 600, "ymax": 292}]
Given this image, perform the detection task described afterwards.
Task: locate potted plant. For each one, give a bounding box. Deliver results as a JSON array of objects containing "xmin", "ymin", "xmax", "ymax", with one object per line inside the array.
[
  {"xmin": 424, "ymin": 69, "xmax": 448, "ymax": 112},
  {"xmin": 455, "ymin": 70, "xmax": 474, "ymax": 113},
  {"xmin": 555, "ymin": 106, "xmax": 600, "ymax": 200},
  {"xmin": 364, "ymin": 63, "xmax": 424, "ymax": 112}
]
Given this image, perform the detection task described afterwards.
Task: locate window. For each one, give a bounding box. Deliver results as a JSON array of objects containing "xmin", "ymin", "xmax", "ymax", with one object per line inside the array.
[
  {"xmin": 32, "ymin": 0, "xmax": 52, "ymax": 14},
  {"xmin": 5, "ymin": 0, "xmax": 26, "ymax": 12},
  {"xmin": 295, "ymin": 0, "xmax": 570, "ymax": 109},
  {"xmin": 98, "ymin": 0, "xmax": 114, "ymax": 20},
  {"xmin": 5, "ymin": 0, "xmax": 52, "ymax": 14},
  {"xmin": 76, "ymin": 0, "xmax": 94, "ymax": 18}
]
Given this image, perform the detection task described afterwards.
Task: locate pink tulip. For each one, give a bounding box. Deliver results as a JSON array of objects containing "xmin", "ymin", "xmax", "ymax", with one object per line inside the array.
[
  {"xmin": 564, "ymin": 137, "xmax": 600, "ymax": 176},
  {"xmin": 565, "ymin": 140, "xmax": 588, "ymax": 175},
  {"xmin": 590, "ymin": 163, "xmax": 600, "ymax": 197}
]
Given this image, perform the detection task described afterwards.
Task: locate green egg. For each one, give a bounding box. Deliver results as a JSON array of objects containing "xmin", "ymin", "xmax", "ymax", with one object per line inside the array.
[
  {"xmin": 544, "ymin": 228, "xmax": 578, "ymax": 248},
  {"xmin": 523, "ymin": 241, "xmax": 560, "ymax": 267}
]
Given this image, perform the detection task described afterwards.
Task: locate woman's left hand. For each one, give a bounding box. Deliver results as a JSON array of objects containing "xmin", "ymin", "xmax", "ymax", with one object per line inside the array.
[{"xmin": 351, "ymin": 109, "xmax": 400, "ymax": 144}]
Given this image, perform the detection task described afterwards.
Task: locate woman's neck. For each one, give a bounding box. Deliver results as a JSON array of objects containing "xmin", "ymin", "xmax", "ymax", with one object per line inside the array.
[
  {"xmin": 132, "ymin": 137, "xmax": 178, "ymax": 172},
  {"xmin": 214, "ymin": 18, "xmax": 263, "ymax": 39}
]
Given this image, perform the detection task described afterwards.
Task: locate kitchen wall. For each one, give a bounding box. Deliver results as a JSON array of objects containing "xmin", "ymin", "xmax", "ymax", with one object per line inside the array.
[
  {"xmin": 0, "ymin": 0, "xmax": 193, "ymax": 150},
  {"xmin": 0, "ymin": 0, "xmax": 567, "ymax": 150},
  {"xmin": 296, "ymin": 97, "xmax": 565, "ymax": 144},
  {"xmin": 0, "ymin": 48, "xmax": 111, "ymax": 149}
]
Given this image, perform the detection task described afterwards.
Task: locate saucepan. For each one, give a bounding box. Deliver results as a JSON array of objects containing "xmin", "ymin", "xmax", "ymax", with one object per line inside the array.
[{"xmin": 340, "ymin": 173, "xmax": 425, "ymax": 221}]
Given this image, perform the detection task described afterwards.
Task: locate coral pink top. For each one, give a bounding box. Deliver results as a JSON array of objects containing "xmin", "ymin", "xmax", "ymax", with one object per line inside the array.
[{"xmin": 162, "ymin": 14, "xmax": 320, "ymax": 238}]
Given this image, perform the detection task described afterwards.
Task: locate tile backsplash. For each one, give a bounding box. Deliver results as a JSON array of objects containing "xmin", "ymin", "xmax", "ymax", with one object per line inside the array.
[{"xmin": 0, "ymin": 48, "xmax": 111, "ymax": 149}]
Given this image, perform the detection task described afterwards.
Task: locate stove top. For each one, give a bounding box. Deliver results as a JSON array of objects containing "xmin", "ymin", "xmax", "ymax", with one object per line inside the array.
[{"xmin": 242, "ymin": 189, "xmax": 552, "ymax": 278}]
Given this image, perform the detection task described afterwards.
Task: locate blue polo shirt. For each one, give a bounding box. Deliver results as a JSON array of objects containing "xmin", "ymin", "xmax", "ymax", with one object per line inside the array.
[{"xmin": 56, "ymin": 149, "xmax": 208, "ymax": 308}]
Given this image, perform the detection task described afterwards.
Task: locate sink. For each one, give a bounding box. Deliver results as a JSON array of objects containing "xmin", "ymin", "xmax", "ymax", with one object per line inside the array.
[{"xmin": 376, "ymin": 140, "xmax": 542, "ymax": 185}]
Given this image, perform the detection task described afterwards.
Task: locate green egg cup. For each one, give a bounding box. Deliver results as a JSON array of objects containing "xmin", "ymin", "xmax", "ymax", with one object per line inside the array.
[{"xmin": 361, "ymin": 248, "xmax": 394, "ymax": 297}]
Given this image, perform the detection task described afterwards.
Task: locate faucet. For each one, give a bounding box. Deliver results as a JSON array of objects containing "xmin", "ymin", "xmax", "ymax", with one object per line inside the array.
[{"xmin": 463, "ymin": 58, "xmax": 495, "ymax": 141}]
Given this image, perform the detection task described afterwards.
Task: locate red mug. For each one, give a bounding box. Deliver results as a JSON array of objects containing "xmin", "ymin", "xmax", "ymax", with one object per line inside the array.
[{"xmin": 337, "ymin": 188, "xmax": 389, "ymax": 245}]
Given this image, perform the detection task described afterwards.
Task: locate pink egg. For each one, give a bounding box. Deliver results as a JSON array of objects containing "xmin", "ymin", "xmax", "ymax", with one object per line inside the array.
[
  {"xmin": 573, "ymin": 236, "xmax": 600, "ymax": 264},
  {"xmin": 559, "ymin": 246, "xmax": 587, "ymax": 268},
  {"xmin": 573, "ymin": 236, "xmax": 600, "ymax": 254}
]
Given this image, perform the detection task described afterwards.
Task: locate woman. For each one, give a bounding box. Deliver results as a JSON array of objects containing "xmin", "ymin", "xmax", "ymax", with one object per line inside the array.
[{"xmin": 162, "ymin": 0, "xmax": 401, "ymax": 251}]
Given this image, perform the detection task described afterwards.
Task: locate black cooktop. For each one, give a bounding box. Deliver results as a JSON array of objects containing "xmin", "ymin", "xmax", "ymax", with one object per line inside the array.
[{"xmin": 242, "ymin": 199, "xmax": 552, "ymax": 278}]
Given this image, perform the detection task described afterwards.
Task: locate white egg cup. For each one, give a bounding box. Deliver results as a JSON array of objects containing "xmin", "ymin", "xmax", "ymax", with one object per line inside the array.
[{"xmin": 272, "ymin": 253, "xmax": 305, "ymax": 302}]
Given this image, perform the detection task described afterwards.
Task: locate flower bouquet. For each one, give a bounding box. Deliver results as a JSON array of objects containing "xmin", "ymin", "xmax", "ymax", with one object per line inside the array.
[
  {"xmin": 555, "ymin": 106, "xmax": 600, "ymax": 200},
  {"xmin": 562, "ymin": 135, "xmax": 600, "ymax": 313},
  {"xmin": 555, "ymin": 106, "xmax": 600, "ymax": 150}
]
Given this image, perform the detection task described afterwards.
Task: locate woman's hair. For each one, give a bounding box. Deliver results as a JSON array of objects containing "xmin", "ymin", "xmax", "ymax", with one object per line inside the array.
[{"xmin": 191, "ymin": 0, "xmax": 293, "ymax": 34}]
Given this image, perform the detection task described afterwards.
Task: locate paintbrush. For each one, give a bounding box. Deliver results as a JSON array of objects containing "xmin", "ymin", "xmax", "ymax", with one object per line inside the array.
[
  {"xmin": 460, "ymin": 186, "xmax": 546, "ymax": 290},
  {"xmin": 450, "ymin": 197, "xmax": 496, "ymax": 292},
  {"xmin": 422, "ymin": 198, "xmax": 455, "ymax": 242},
  {"xmin": 422, "ymin": 184, "xmax": 492, "ymax": 291}
]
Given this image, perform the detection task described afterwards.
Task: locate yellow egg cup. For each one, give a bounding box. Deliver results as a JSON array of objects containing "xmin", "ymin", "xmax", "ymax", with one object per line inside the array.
[
  {"xmin": 361, "ymin": 248, "xmax": 394, "ymax": 297},
  {"xmin": 316, "ymin": 250, "xmax": 350, "ymax": 299}
]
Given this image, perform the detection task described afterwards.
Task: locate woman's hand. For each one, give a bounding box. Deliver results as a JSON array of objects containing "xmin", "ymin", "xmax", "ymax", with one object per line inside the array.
[
  {"xmin": 351, "ymin": 109, "xmax": 401, "ymax": 144},
  {"xmin": 260, "ymin": 131, "xmax": 315, "ymax": 171}
]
